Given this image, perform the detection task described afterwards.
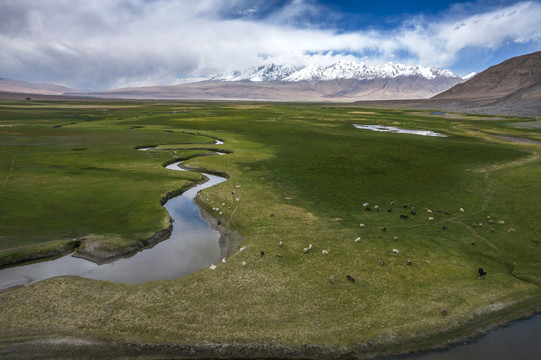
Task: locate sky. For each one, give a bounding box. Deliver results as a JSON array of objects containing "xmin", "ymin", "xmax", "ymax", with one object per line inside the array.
[{"xmin": 0, "ymin": 0, "xmax": 540, "ymax": 90}]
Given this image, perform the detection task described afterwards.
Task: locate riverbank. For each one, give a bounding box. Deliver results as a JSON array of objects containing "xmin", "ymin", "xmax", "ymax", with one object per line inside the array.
[{"xmin": 1, "ymin": 295, "xmax": 539, "ymax": 359}]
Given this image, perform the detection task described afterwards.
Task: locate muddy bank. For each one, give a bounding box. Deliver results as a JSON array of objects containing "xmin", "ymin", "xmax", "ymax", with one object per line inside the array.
[
  {"xmin": 0, "ymin": 240, "xmax": 80, "ymax": 268},
  {"xmin": 72, "ymin": 221, "xmax": 173, "ymax": 265},
  {"xmin": 196, "ymin": 196, "xmax": 244, "ymax": 260}
]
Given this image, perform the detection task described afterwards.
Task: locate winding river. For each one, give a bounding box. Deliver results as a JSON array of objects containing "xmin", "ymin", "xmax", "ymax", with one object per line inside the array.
[
  {"xmin": 1, "ymin": 139, "xmax": 540, "ymax": 359},
  {"xmin": 0, "ymin": 149, "xmax": 226, "ymax": 288}
]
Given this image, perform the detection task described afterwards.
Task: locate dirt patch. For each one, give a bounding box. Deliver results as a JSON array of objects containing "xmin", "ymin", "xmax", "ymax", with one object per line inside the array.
[{"xmin": 512, "ymin": 119, "xmax": 541, "ymax": 129}]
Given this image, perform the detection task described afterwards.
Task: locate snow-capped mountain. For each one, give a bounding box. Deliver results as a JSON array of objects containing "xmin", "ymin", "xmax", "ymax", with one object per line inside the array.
[{"xmin": 211, "ymin": 61, "xmax": 461, "ymax": 82}]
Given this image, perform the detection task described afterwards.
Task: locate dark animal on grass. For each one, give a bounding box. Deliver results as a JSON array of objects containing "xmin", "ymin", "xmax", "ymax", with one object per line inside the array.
[
  {"xmin": 346, "ymin": 275, "xmax": 355, "ymax": 282},
  {"xmin": 388, "ymin": 209, "xmax": 392, "ymax": 213},
  {"xmin": 400, "ymin": 214, "xmax": 409, "ymax": 219},
  {"xmin": 478, "ymin": 268, "xmax": 487, "ymax": 278},
  {"xmin": 260, "ymin": 251, "xmax": 265, "ymax": 257},
  {"xmin": 411, "ymin": 209, "xmax": 416, "ymax": 215},
  {"xmin": 381, "ymin": 226, "xmax": 386, "ymax": 232},
  {"xmin": 442, "ymin": 226, "xmax": 447, "ymax": 230},
  {"xmin": 330, "ymin": 275, "xmax": 335, "ymax": 284}
]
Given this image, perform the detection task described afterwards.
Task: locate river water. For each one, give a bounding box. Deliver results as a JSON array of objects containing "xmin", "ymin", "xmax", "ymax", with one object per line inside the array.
[{"xmin": 0, "ymin": 157, "xmax": 226, "ymax": 288}]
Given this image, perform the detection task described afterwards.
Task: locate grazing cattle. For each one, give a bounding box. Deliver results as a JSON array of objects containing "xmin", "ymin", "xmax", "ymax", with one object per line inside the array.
[
  {"xmin": 346, "ymin": 275, "xmax": 355, "ymax": 282},
  {"xmin": 400, "ymin": 214, "xmax": 409, "ymax": 219},
  {"xmin": 426, "ymin": 209, "xmax": 432, "ymax": 214},
  {"xmin": 445, "ymin": 211, "xmax": 450, "ymax": 215},
  {"xmin": 478, "ymin": 268, "xmax": 487, "ymax": 278},
  {"xmin": 403, "ymin": 205, "xmax": 409, "ymax": 209},
  {"xmin": 360, "ymin": 223, "xmax": 365, "ymax": 228},
  {"xmin": 392, "ymin": 249, "xmax": 399, "ymax": 254},
  {"xmin": 533, "ymin": 238, "xmax": 539, "ymax": 243},
  {"xmin": 472, "ymin": 223, "xmax": 477, "ymax": 228},
  {"xmin": 488, "ymin": 219, "xmax": 495, "ymax": 225},
  {"xmin": 438, "ymin": 209, "xmax": 444, "ymax": 213},
  {"xmin": 380, "ymin": 260, "xmax": 385, "ymax": 265},
  {"xmin": 276, "ymin": 254, "xmax": 282, "ymax": 258},
  {"xmin": 491, "ymin": 228, "xmax": 495, "ymax": 232},
  {"xmin": 442, "ymin": 226, "xmax": 447, "ymax": 230},
  {"xmin": 411, "ymin": 209, "xmax": 417, "ymax": 215},
  {"xmin": 441, "ymin": 309, "xmax": 448, "ymax": 316},
  {"xmin": 393, "ymin": 236, "xmax": 399, "ymax": 241},
  {"xmin": 381, "ymin": 226, "xmax": 387, "ymax": 232},
  {"xmin": 508, "ymin": 228, "xmax": 516, "ymax": 233},
  {"xmin": 270, "ymin": 213, "xmax": 275, "ymax": 218},
  {"xmin": 478, "ymin": 223, "xmax": 483, "ymax": 227},
  {"xmin": 260, "ymin": 251, "xmax": 265, "ymax": 257},
  {"xmin": 498, "ymin": 220, "xmax": 505, "ymax": 225},
  {"xmin": 406, "ymin": 260, "xmax": 412, "ymax": 266},
  {"xmin": 330, "ymin": 275, "xmax": 335, "ymax": 284},
  {"xmin": 375, "ymin": 205, "xmax": 380, "ymax": 211},
  {"xmin": 363, "ymin": 202, "xmax": 370, "ymax": 207},
  {"xmin": 390, "ymin": 201, "xmax": 396, "ymax": 205},
  {"xmin": 388, "ymin": 209, "xmax": 392, "ymax": 213},
  {"xmin": 471, "ymin": 241, "xmax": 475, "ymax": 246},
  {"xmin": 303, "ymin": 248, "xmax": 309, "ymax": 254},
  {"xmin": 365, "ymin": 207, "xmax": 372, "ymax": 211}
]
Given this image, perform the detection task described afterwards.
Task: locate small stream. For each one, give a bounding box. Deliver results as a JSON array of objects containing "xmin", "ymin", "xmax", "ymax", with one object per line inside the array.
[{"xmin": 0, "ymin": 150, "xmax": 226, "ymax": 288}]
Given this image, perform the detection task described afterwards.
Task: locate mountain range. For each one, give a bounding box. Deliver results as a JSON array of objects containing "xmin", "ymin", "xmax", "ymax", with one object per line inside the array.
[
  {"xmin": 1, "ymin": 51, "xmax": 540, "ymax": 117},
  {"xmin": 211, "ymin": 61, "xmax": 461, "ymax": 82}
]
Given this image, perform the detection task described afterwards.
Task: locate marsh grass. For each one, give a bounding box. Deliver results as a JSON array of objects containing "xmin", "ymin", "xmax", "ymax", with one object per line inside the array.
[{"xmin": 0, "ymin": 101, "xmax": 540, "ymax": 356}]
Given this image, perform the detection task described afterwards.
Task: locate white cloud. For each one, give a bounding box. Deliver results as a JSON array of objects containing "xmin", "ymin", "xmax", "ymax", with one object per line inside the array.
[{"xmin": 0, "ymin": 0, "xmax": 539, "ymax": 90}]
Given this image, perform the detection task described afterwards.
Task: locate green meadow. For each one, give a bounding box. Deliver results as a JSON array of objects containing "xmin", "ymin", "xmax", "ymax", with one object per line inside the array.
[{"xmin": 0, "ymin": 100, "xmax": 540, "ymax": 357}]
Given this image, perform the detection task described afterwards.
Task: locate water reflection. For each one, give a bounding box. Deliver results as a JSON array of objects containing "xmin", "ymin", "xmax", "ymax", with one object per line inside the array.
[{"xmin": 0, "ymin": 161, "xmax": 226, "ymax": 289}]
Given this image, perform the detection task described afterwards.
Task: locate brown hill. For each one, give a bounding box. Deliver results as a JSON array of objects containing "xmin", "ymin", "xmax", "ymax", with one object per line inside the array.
[
  {"xmin": 427, "ymin": 51, "xmax": 541, "ymax": 117},
  {"xmin": 67, "ymin": 76, "xmax": 462, "ymax": 102},
  {"xmin": 433, "ymin": 51, "xmax": 541, "ymax": 101},
  {"xmin": 0, "ymin": 77, "xmax": 76, "ymax": 95}
]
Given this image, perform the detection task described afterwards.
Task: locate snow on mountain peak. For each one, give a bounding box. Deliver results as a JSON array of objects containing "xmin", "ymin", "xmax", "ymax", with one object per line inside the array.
[{"xmin": 211, "ymin": 62, "xmax": 460, "ymax": 82}]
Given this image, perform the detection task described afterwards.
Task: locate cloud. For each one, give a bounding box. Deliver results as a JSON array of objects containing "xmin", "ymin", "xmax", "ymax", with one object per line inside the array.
[{"xmin": 0, "ymin": 0, "xmax": 539, "ymax": 90}]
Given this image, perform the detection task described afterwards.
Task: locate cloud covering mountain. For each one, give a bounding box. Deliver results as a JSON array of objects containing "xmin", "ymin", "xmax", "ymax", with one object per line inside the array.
[{"xmin": 0, "ymin": 0, "xmax": 540, "ymax": 90}]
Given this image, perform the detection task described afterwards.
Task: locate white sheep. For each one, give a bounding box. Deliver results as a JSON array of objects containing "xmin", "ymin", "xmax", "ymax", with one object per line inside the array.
[
  {"xmin": 322, "ymin": 250, "xmax": 329, "ymax": 255},
  {"xmin": 428, "ymin": 217, "xmax": 435, "ymax": 221},
  {"xmin": 239, "ymin": 246, "xmax": 246, "ymax": 252},
  {"xmin": 209, "ymin": 264, "xmax": 217, "ymax": 270},
  {"xmin": 508, "ymin": 228, "xmax": 516, "ymax": 233},
  {"xmin": 279, "ymin": 241, "xmax": 283, "ymax": 246},
  {"xmin": 222, "ymin": 257, "xmax": 226, "ymax": 263},
  {"xmin": 426, "ymin": 209, "xmax": 432, "ymax": 214},
  {"xmin": 392, "ymin": 249, "xmax": 400, "ymax": 254},
  {"xmin": 242, "ymin": 261, "xmax": 247, "ymax": 267},
  {"xmin": 354, "ymin": 237, "xmax": 361, "ymax": 242},
  {"xmin": 363, "ymin": 202, "xmax": 369, "ymax": 207},
  {"xmin": 460, "ymin": 208, "xmax": 465, "ymax": 212},
  {"xmin": 308, "ymin": 244, "xmax": 312, "ymax": 250},
  {"xmin": 360, "ymin": 223, "xmax": 365, "ymax": 228}
]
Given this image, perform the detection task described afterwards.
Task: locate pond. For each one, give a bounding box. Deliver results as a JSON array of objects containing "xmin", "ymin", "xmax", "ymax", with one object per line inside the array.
[{"xmin": 354, "ymin": 124, "xmax": 447, "ymax": 137}]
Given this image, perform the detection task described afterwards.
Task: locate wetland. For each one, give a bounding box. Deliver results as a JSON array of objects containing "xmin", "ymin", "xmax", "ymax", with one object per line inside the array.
[{"xmin": 0, "ymin": 100, "xmax": 540, "ymax": 359}]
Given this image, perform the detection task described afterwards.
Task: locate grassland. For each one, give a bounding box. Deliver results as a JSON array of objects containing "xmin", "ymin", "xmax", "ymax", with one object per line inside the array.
[{"xmin": 0, "ymin": 100, "xmax": 540, "ymax": 358}]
